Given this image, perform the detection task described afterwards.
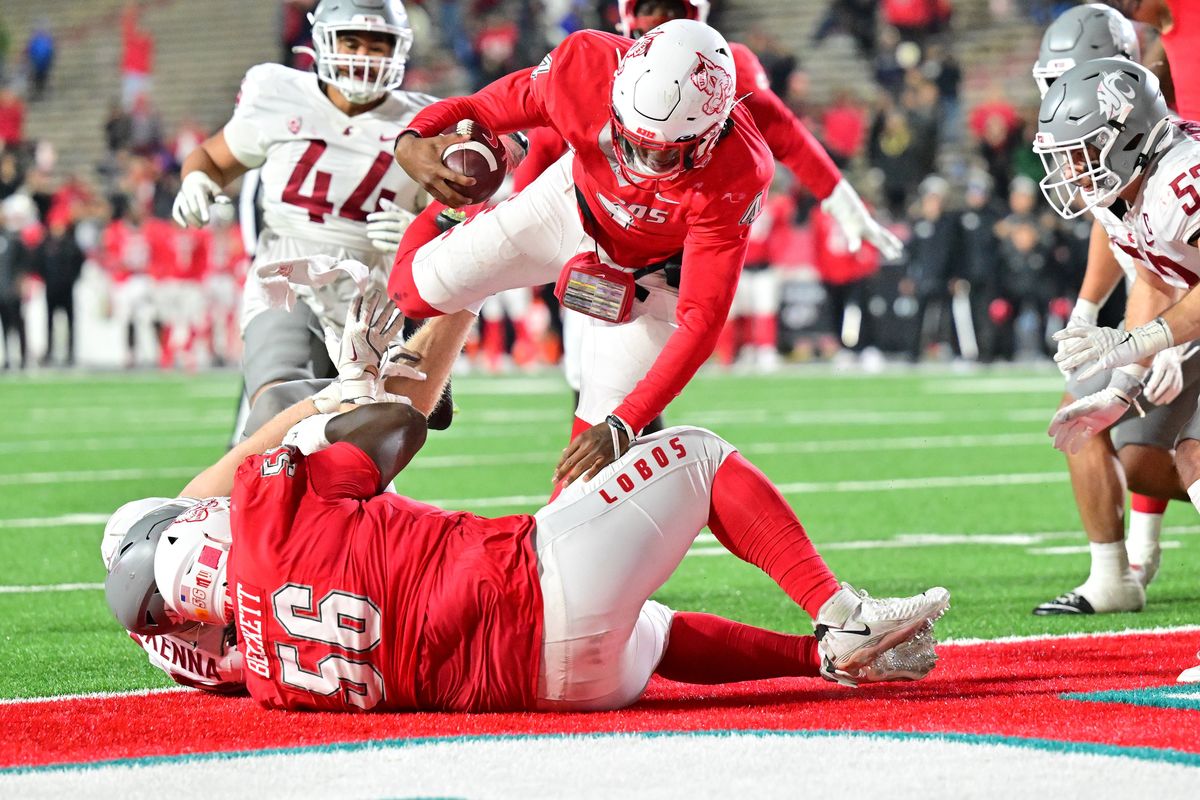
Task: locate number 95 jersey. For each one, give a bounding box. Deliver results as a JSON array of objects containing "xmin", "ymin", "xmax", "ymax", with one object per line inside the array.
[{"xmin": 224, "ymin": 63, "xmax": 435, "ymax": 252}]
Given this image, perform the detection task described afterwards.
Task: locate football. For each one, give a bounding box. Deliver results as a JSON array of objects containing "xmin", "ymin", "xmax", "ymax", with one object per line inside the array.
[{"xmin": 440, "ymin": 119, "xmax": 508, "ymax": 205}]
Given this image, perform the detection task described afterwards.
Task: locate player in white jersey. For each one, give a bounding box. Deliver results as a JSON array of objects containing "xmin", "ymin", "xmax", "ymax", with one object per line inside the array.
[
  {"xmin": 1029, "ymin": 8, "xmax": 1195, "ymax": 617},
  {"xmin": 172, "ymin": 0, "xmax": 435, "ymax": 410},
  {"xmin": 1036, "ymin": 59, "xmax": 1200, "ymax": 680}
]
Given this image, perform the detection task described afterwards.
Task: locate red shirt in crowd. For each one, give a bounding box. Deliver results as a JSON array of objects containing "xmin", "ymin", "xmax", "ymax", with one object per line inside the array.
[{"xmin": 122, "ymin": 5, "xmax": 155, "ymax": 76}]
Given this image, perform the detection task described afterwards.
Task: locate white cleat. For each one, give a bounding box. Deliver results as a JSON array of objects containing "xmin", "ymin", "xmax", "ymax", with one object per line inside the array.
[
  {"xmin": 814, "ymin": 582, "xmax": 950, "ymax": 674},
  {"xmin": 822, "ymin": 625, "xmax": 939, "ymax": 687}
]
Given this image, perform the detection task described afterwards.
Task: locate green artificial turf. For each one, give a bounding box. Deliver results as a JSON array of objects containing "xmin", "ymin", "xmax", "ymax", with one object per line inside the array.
[{"xmin": 2, "ymin": 366, "xmax": 1197, "ymax": 699}]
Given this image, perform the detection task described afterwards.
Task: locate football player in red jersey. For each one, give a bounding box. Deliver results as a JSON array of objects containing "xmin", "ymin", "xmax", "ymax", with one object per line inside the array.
[
  {"xmin": 1104, "ymin": 1, "xmax": 1200, "ymax": 120},
  {"xmin": 103, "ymin": 294, "xmax": 950, "ymax": 711},
  {"xmin": 390, "ymin": 20, "xmax": 784, "ymax": 488},
  {"xmin": 512, "ymin": 0, "xmax": 900, "ymax": 436}
]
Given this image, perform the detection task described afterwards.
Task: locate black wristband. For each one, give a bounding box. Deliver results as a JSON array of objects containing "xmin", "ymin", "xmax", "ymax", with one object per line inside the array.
[{"xmin": 394, "ymin": 129, "xmax": 421, "ymax": 150}]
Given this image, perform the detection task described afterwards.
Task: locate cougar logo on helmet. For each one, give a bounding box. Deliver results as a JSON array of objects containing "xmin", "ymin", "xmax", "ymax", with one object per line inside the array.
[
  {"xmin": 1097, "ymin": 71, "xmax": 1135, "ymax": 120},
  {"xmin": 690, "ymin": 53, "xmax": 733, "ymax": 117}
]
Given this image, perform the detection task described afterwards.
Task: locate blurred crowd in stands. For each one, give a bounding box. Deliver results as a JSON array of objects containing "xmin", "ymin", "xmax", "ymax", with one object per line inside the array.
[{"xmin": 0, "ymin": 0, "xmax": 1101, "ymax": 372}]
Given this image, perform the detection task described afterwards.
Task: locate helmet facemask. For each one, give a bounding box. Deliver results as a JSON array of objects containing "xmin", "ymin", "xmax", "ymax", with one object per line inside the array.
[
  {"xmin": 307, "ymin": 23, "xmax": 413, "ymax": 104},
  {"xmin": 1035, "ymin": 124, "xmax": 1126, "ymax": 218},
  {"xmin": 609, "ymin": 107, "xmax": 719, "ymax": 188}
]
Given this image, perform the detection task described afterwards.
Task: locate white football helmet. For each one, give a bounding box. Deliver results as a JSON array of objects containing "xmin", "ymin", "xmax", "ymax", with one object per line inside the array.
[
  {"xmin": 154, "ymin": 498, "xmax": 235, "ymax": 627},
  {"xmin": 299, "ymin": 0, "xmax": 414, "ymax": 104},
  {"xmin": 610, "ymin": 19, "xmax": 737, "ymax": 187},
  {"xmin": 617, "ymin": 0, "xmax": 710, "ymax": 38}
]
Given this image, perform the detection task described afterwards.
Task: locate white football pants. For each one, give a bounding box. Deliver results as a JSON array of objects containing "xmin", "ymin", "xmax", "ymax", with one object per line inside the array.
[
  {"xmin": 411, "ymin": 153, "xmax": 679, "ymax": 426},
  {"xmin": 531, "ymin": 426, "xmax": 738, "ymax": 711}
]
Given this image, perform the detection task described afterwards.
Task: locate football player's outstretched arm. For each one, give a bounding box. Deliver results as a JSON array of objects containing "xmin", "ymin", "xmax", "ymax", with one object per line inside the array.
[
  {"xmin": 181, "ymin": 131, "xmax": 248, "ymax": 189},
  {"xmin": 325, "ymin": 403, "xmax": 429, "ymax": 490},
  {"xmin": 174, "ymin": 131, "xmax": 249, "ymax": 227},
  {"xmin": 178, "ymin": 310, "xmax": 474, "ymax": 499}
]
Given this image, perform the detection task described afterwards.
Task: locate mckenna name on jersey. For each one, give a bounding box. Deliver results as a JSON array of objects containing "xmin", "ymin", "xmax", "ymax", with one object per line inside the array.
[{"xmin": 224, "ymin": 63, "xmax": 435, "ymax": 252}]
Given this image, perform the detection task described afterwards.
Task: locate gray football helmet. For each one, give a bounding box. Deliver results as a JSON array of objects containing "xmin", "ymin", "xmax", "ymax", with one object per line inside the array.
[
  {"xmin": 299, "ymin": 0, "xmax": 414, "ymax": 103},
  {"xmin": 1033, "ymin": 58, "xmax": 1172, "ymax": 219},
  {"xmin": 104, "ymin": 501, "xmax": 193, "ymax": 636},
  {"xmin": 1033, "ymin": 4, "xmax": 1140, "ymax": 97}
]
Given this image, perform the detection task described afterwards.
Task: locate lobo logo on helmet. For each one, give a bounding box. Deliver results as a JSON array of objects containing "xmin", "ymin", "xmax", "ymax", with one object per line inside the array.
[
  {"xmin": 1097, "ymin": 71, "xmax": 1135, "ymax": 120},
  {"xmin": 690, "ymin": 53, "xmax": 732, "ymax": 116},
  {"xmin": 176, "ymin": 498, "xmax": 222, "ymax": 524},
  {"xmin": 618, "ymin": 28, "xmax": 663, "ymax": 74}
]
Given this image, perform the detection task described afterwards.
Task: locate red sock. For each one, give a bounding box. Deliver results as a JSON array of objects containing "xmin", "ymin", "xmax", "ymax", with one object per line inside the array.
[
  {"xmin": 751, "ymin": 313, "xmax": 777, "ymax": 348},
  {"xmin": 708, "ymin": 453, "xmax": 840, "ymax": 617},
  {"xmin": 158, "ymin": 325, "xmax": 174, "ymax": 368},
  {"xmin": 481, "ymin": 319, "xmax": 504, "ymax": 369},
  {"xmin": 655, "ymin": 611, "xmax": 820, "ymax": 684},
  {"xmin": 1131, "ymin": 494, "xmax": 1169, "ymax": 514}
]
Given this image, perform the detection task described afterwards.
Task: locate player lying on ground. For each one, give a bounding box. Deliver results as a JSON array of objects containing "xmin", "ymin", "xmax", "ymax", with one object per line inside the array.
[
  {"xmin": 1029, "ymin": 4, "xmax": 1193, "ymax": 616},
  {"xmin": 101, "ymin": 309, "xmax": 950, "ymax": 712},
  {"xmin": 1034, "ymin": 58, "xmax": 1200, "ymax": 680}
]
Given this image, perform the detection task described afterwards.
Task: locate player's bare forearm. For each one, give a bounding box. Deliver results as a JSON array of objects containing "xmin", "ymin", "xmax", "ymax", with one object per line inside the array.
[
  {"xmin": 1159, "ymin": 283, "xmax": 1200, "ymax": 345},
  {"xmin": 179, "ymin": 398, "xmax": 322, "ymax": 499},
  {"xmin": 181, "ymin": 131, "xmax": 249, "ymax": 188},
  {"xmin": 1126, "ymin": 264, "xmax": 1185, "ymax": 363},
  {"xmin": 1078, "ymin": 221, "xmax": 1126, "ymax": 306},
  {"xmin": 383, "ymin": 310, "xmax": 475, "ymax": 416},
  {"xmin": 326, "ymin": 403, "xmax": 429, "ymax": 489}
]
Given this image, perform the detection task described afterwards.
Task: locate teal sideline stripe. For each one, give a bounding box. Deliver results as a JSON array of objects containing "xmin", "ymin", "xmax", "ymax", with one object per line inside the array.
[
  {"xmin": 1062, "ymin": 683, "xmax": 1200, "ymax": 711},
  {"xmin": 5, "ymin": 728, "xmax": 1200, "ymax": 776}
]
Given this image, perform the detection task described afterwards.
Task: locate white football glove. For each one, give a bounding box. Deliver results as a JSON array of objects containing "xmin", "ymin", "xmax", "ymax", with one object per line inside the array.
[
  {"xmin": 334, "ymin": 291, "xmax": 422, "ymax": 403},
  {"xmin": 821, "ymin": 179, "xmax": 903, "ymax": 261},
  {"xmin": 365, "ymin": 199, "xmax": 417, "ymax": 255},
  {"xmin": 1052, "ymin": 317, "xmax": 1174, "ymax": 379},
  {"xmin": 1054, "ymin": 299, "xmax": 1099, "ymax": 378},
  {"xmin": 172, "ymin": 171, "xmax": 227, "ymax": 228},
  {"xmin": 1049, "ymin": 366, "xmax": 1145, "ymax": 454},
  {"xmin": 1144, "ymin": 343, "xmax": 1190, "ymax": 406}
]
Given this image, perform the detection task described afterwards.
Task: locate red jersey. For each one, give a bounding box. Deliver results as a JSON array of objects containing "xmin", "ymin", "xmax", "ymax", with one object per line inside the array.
[
  {"xmin": 404, "ymin": 30, "xmax": 773, "ymax": 430},
  {"xmin": 171, "ymin": 226, "xmax": 211, "ymax": 282},
  {"xmin": 228, "ymin": 442, "xmax": 543, "ymax": 713},
  {"xmin": 141, "ymin": 217, "xmax": 180, "ymax": 281},
  {"xmin": 744, "ymin": 193, "xmax": 796, "ymax": 267},
  {"xmin": 1162, "ymin": 0, "xmax": 1200, "ymax": 121},
  {"xmin": 101, "ymin": 220, "xmax": 150, "ymax": 283},
  {"xmin": 507, "ymin": 43, "xmax": 841, "ymax": 200},
  {"xmin": 729, "ymin": 42, "xmax": 840, "ymax": 200},
  {"xmin": 811, "ymin": 205, "xmax": 880, "ymax": 285}
]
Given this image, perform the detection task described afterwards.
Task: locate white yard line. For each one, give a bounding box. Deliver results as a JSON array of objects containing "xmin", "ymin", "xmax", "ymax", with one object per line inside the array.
[
  {"xmin": 0, "ymin": 686, "xmax": 193, "ymax": 705},
  {"xmin": 0, "ymin": 582, "xmax": 102, "ymax": 594},
  {"xmin": 0, "ymin": 513, "xmax": 111, "ymax": 528},
  {"xmin": 0, "ymin": 467, "xmax": 203, "ymax": 486}
]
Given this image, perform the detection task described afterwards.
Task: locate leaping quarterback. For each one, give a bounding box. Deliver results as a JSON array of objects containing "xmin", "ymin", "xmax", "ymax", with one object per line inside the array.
[
  {"xmin": 390, "ymin": 20, "xmax": 795, "ymax": 487},
  {"xmin": 101, "ymin": 294, "xmax": 949, "ymax": 712}
]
